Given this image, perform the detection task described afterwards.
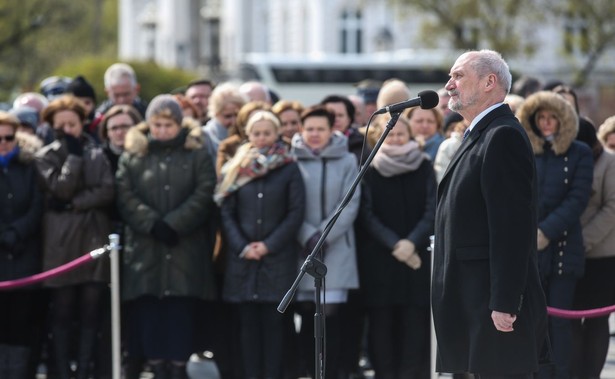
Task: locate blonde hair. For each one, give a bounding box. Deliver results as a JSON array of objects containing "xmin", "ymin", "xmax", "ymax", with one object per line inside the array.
[
  {"xmin": 0, "ymin": 111, "xmax": 20, "ymax": 132},
  {"xmin": 217, "ymin": 111, "xmax": 280, "ymax": 196},
  {"xmin": 207, "ymin": 82, "xmax": 248, "ymax": 118},
  {"xmin": 598, "ymin": 116, "xmax": 615, "ymax": 146}
]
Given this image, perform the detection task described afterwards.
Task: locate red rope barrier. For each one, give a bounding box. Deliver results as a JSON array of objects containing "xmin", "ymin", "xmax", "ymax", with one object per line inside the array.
[
  {"xmin": 547, "ymin": 305, "xmax": 615, "ymax": 319},
  {"xmin": 0, "ymin": 247, "xmax": 109, "ymax": 290}
]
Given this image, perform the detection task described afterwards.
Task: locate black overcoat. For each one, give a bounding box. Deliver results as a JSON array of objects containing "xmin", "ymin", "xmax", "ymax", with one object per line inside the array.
[{"xmin": 431, "ymin": 104, "xmax": 548, "ymax": 375}]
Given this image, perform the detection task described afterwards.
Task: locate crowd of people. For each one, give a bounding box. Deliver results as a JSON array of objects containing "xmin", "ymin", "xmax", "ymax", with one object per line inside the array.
[{"xmin": 0, "ymin": 56, "xmax": 614, "ymax": 379}]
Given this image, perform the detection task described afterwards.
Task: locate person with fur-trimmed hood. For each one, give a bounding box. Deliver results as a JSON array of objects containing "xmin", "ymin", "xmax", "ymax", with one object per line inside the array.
[
  {"xmin": 516, "ymin": 91, "xmax": 593, "ymax": 379},
  {"xmin": 116, "ymin": 95, "xmax": 217, "ymax": 379},
  {"xmin": 0, "ymin": 112, "xmax": 44, "ymax": 379}
]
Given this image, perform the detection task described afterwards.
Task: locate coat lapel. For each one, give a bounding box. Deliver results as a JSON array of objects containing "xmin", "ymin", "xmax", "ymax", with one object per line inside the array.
[{"xmin": 438, "ymin": 104, "xmax": 514, "ymax": 197}]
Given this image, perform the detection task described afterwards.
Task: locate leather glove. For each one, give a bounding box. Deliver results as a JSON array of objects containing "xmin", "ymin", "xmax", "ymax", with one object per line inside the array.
[
  {"xmin": 0, "ymin": 228, "xmax": 19, "ymax": 251},
  {"xmin": 537, "ymin": 229, "xmax": 550, "ymax": 251},
  {"xmin": 150, "ymin": 220, "xmax": 179, "ymax": 247},
  {"xmin": 47, "ymin": 197, "xmax": 73, "ymax": 212},
  {"xmin": 302, "ymin": 232, "xmax": 327, "ymax": 258},
  {"xmin": 64, "ymin": 134, "xmax": 84, "ymax": 157}
]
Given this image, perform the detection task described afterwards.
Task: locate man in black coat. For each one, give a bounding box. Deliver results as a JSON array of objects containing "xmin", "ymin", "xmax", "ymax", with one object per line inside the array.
[{"xmin": 432, "ymin": 49, "xmax": 548, "ymax": 379}]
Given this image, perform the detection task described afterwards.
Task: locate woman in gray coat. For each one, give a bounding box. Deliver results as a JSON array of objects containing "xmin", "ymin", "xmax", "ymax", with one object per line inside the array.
[
  {"xmin": 291, "ymin": 106, "xmax": 360, "ymax": 379},
  {"xmin": 116, "ymin": 95, "xmax": 216, "ymax": 379},
  {"xmin": 35, "ymin": 95, "xmax": 114, "ymax": 379}
]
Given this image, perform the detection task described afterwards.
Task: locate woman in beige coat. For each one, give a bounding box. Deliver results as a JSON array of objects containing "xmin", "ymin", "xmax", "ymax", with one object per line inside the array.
[
  {"xmin": 571, "ymin": 116, "xmax": 615, "ymax": 379},
  {"xmin": 35, "ymin": 95, "xmax": 114, "ymax": 379}
]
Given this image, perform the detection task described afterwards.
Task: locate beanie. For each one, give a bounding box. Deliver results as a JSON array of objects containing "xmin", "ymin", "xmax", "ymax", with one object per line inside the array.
[
  {"xmin": 67, "ymin": 75, "xmax": 97, "ymax": 103},
  {"xmin": 9, "ymin": 106, "xmax": 39, "ymax": 132},
  {"xmin": 146, "ymin": 94, "xmax": 183, "ymax": 125}
]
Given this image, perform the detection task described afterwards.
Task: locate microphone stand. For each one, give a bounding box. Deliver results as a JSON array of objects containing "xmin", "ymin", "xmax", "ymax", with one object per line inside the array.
[{"xmin": 278, "ymin": 111, "xmax": 402, "ymax": 379}]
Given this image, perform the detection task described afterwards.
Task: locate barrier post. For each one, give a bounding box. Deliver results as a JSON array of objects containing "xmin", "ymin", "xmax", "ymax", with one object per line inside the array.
[
  {"xmin": 109, "ymin": 234, "xmax": 121, "ymax": 379},
  {"xmin": 430, "ymin": 235, "xmax": 438, "ymax": 379}
]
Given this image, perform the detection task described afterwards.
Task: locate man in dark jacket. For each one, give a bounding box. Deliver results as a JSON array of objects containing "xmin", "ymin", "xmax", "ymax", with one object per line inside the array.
[{"xmin": 432, "ymin": 49, "xmax": 548, "ymax": 379}]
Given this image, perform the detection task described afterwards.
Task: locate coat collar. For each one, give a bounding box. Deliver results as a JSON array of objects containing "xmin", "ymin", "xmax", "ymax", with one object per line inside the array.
[{"xmin": 438, "ymin": 104, "xmax": 514, "ymax": 194}]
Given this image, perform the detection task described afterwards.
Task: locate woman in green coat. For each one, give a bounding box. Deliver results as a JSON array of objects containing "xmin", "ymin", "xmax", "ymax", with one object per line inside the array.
[{"xmin": 116, "ymin": 95, "xmax": 217, "ymax": 379}]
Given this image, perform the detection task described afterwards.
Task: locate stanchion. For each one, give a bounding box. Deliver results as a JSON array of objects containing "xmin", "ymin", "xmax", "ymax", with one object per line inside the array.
[
  {"xmin": 430, "ymin": 235, "xmax": 438, "ymax": 379},
  {"xmin": 108, "ymin": 234, "xmax": 122, "ymax": 379}
]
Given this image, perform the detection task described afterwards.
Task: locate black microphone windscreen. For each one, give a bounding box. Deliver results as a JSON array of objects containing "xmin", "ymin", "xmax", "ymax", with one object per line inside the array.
[{"xmin": 418, "ymin": 90, "xmax": 440, "ymax": 110}]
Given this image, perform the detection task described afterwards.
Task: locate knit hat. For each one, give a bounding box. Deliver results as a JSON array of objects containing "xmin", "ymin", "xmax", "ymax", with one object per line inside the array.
[
  {"xmin": 145, "ymin": 94, "xmax": 183, "ymax": 125},
  {"xmin": 10, "ymin": 106, "xmax": 39, "ymax": 132},
  {"xmin": 66, "ymin": 75, "xmax": 97, "ymax": 103}
]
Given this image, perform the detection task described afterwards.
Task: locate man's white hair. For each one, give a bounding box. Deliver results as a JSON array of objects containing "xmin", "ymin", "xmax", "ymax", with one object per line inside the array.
[{"xmin": 104, "ymin": 63, "xmax": 137, "ymax": 89}]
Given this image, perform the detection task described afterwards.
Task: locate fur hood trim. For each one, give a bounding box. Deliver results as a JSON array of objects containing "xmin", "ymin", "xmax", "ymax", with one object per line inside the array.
[
  {"xmin": 124, "ymin": 117, "xmax": 204, "ymax": 156},
  {"xmin": 516, "ymin": 91, "xmax": 578, "ymax": 155},
  {"xmin": 16, "ymin": 131, "xmax": 43, "ymax": 163}
]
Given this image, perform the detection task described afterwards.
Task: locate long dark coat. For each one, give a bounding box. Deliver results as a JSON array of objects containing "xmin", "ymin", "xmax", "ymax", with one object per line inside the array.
[
  {"xmin": 516, "ymin": 91, "xmax": 593, "ymax": 278},
  {"xmin": 358, "ymin": 158, "xmax": 436, "ymax": 307},
  {"xmin": 35, "ymin": 133, "xmax": 114, "ymax": 286},
  {"xmin": 432, "ymin": 104, "xmax": 548, "ymax": 375},
  {"xmin": 116, "ymin": 120, "xmax": 217, "ymax": 301},
  {"xmin": 0, "ymin": 134, "xmax": 44, "ymax": 281},
  {"xmin": 220, "ymin": 161, "xmax": 305, "ymax": 303}
]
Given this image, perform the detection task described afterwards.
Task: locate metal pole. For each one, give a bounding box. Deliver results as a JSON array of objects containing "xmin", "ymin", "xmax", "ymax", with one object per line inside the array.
[
  {"xmin": 430, "ymin": 235, "xmax": 438, "ymax": 379},
  {"xmin": 109, "ymin": 234, "xmax": 122, "ymax": 379}
]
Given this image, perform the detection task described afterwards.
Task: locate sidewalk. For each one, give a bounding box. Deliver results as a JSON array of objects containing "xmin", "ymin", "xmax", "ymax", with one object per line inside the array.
[{"xmin": 602, "ymin": 335, "xmax": 615, "ymax": 379}]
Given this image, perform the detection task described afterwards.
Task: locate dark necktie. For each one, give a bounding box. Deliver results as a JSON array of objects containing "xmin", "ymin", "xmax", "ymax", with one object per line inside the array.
[{"xmin": 462, "ymin": 128, "xmax": 471, "ymax": 141}]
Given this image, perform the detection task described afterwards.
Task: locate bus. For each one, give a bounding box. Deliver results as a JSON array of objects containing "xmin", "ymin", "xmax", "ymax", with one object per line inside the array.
[{"xmin": 236, "ymin": 50, "xmax": 458, "ymax": 106}]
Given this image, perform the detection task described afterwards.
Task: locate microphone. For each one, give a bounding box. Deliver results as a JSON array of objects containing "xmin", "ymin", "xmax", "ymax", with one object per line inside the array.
[{"xmin": 374, "ymin": 90, "xmax": 440, "ymax": 115}]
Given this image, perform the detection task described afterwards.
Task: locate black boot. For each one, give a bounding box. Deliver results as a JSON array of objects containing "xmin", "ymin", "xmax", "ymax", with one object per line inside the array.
[
  {"xmin": 6, "ymin": 346, "xmax": 30, "ymax": 379},
  {"xmin": 123, "ymin": 355, "xmax": 144, "ymax": 379},
  {"xmin": 76, "ymin": 328, "xmax": 98, "ymax": 379},
  {"xmin": 150, "ymin": 360, "xmax": 169, "ymax": 379},
  {"xmin": 52, "ymin": 327, "xmax": 72, "ymax": 379},
  {"xmin": 169, "ymin": 363, "xmax": 188, "ymax": 379},
  {"xmin": 0, "ymin": 344, "xmax": 8, "ymax": 378}
]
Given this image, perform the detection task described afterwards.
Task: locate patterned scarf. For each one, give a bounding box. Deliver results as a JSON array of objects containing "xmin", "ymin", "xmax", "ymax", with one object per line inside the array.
[
  {"xmin": 371, "ymin": 140, "xmax": 427, "ymax": 177},
  {"xmin": 214, "ymin": 141, "xmax": 294, "ymax": 205}
]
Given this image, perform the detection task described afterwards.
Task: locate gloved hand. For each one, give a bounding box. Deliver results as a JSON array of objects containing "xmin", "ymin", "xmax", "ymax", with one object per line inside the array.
[
  {"xmin": 64, "ymin": 134, "xmax": 84, "ymax": 157},
  {"xmin": 392, "ymin": 239, "xmax": 422, "ymax": 270},
  {"xmin": 302, "ymin": 232, "xmax": 327, "ymax": 258},
  {"xmin": 150, "ymin": 220, "xmax": 179, "ymax": 247},
  {"xmin": 537, "ymin": 229, "xmax": 550, "ymax": 251},
  {"xmin": 0, "ymin": 228, "xmax": 19, "ymax": 251},
  {"xmin": 47, "ymin": 197, "xmax": 73, "ymax": 212}
]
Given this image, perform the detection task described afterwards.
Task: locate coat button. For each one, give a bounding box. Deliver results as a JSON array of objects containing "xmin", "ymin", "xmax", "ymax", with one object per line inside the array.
[
  {"xmin": 564, "ymin": 167, "xmax": 568, "ymax": 172},
  {"xmin": 164, "ymin": 290, "xmax": 170, "ymax": 296},
  {"xmin": 256, "ymin": 219, "xmax": 262, "ymax": 224},
  {"xmin": 558, "ymin": 262, "xmax": 563, "ymax": 267},
  {"xmin": 166, "ymin": 254, "xmax": 172, "ymax": 260},
  {"xmin": 559, "ymin": 251, "xmax": 563, "ymax": 256},
  {"xmin": 7, "ymin": 193, "xmax": 13, "ymax": 199},
  {"xmin": 164, "ymin": 185, "xmax": 170, "ymax": 191},
  {"xmin": 558, "ymin": 269, "xmax": 563, "ymax": 275},
  {"xmin": 257, "ymin": 193, "xmax": 263, "ymax": 198},
  {"xmin": 564, "ymin": 179, "xmax": 569, "ymax": 184}
]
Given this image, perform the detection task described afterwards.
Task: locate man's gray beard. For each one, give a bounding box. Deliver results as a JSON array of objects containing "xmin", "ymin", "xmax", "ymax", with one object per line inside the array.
[{"xmin": 449, "ymin": 98, "xmax": 462, "ymax": 112}]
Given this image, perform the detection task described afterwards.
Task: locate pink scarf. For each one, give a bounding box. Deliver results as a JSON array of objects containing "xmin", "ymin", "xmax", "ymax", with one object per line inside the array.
[{"xmin": 371, "ymin": 140, "xmax": 427, "ymax": 177}]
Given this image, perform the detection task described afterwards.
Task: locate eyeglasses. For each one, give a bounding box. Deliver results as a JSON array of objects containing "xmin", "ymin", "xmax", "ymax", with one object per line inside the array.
[
  {"xmin": 108, "ymin": 124, "xmax": 132, "ymax": 132},
  {"xmin": 0, "ymin": 135, "xmax": 15, "ymax": 143}
]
